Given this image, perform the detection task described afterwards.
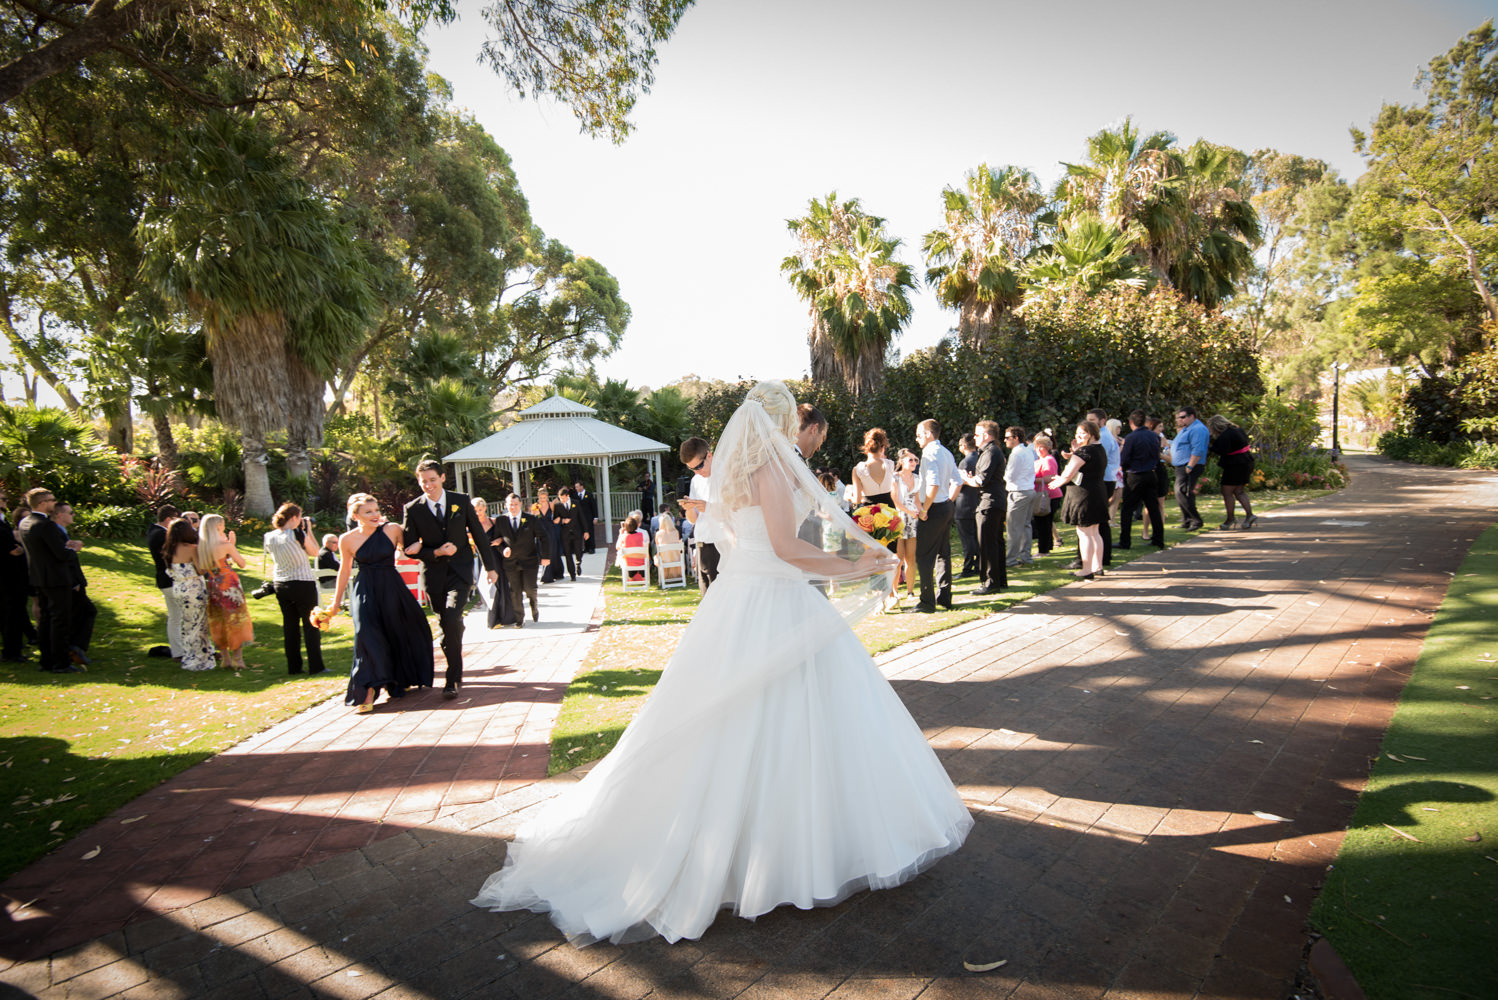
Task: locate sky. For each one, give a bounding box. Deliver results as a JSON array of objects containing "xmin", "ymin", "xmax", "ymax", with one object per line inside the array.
[
  {"xmin": 419, "ymin": 0, "xmax": 1496, "ymax": 390},
  {"xmin": 3, "ymin": 0, "xmax": 1493, "ymax": 405}
]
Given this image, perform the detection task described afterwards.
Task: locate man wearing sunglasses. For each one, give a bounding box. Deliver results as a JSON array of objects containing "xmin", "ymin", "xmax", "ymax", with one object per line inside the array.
[{"xmin": 678, "ymin": 437, "xmax": 721, "ymax": 591}]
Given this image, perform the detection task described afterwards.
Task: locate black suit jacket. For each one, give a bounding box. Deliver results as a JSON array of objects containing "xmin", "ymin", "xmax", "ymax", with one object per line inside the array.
[
  {"xmin": 553, "ymin": 500, "xmax": 585, "ymax": 544},
  {"xmin": 402, "ymin": 491, "xmax": 495, "ymax": 590},
  {"xmin": 573, "ymin": 491, "xmax": 597, "ymax": 534},
  {"xmin": 971, "ymin": 443, "xmax": 1006, "ymax": 515},
  {"xmin": 955, "ymin": 451, "xmax": 981, "ymax": 518},
  {"xmin": 18, "ymin": 512, "xmax": 73, "ymax": 588},
  {"xmin": 492, "ymin": 513, "xmax": 552, "ymax": 566},
  {"xmin": 1, "ymin": 513, "xmax": 29, "ymax": 588}
]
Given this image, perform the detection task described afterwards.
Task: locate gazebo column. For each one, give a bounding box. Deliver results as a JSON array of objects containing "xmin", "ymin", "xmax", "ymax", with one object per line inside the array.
[
  {"xmin": 652, "ymin": 454, "xmax": 663, "ymax": 512},
  {"xmin": 600, "ymin": 463, "xmax": 613, "ymax": 545}
]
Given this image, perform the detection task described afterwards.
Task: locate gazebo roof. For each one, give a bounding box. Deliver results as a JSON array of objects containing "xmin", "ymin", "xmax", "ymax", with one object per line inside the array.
[{"xmin": 444, "ymin": 395, "xmax": 670, "ymax": 467}]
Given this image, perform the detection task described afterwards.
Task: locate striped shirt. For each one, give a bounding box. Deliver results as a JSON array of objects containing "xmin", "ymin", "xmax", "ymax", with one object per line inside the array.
[{"xmin": 264, "ymin": 528, "xmax": 316, "ymax": 583}]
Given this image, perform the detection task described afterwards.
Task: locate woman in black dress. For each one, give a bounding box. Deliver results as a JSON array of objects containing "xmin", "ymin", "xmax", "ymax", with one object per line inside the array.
[
  {"xmin": 536, "ymin": 489, "xmax": 564, "ymax": 584},
  {"xmin": 1048, "ymin": 421, "xmax": 1108, "ymax": 580},
  {"xmin": 328, "ymin": 493, "xmax": 435, "ymax": 714},
  {"xmin": 1207, "ymin": 415, "xmax": 1257, "ymax": 529},
  {"xmin": 484, "ymin": 515, "xmax": 521, "ymax": 628}
]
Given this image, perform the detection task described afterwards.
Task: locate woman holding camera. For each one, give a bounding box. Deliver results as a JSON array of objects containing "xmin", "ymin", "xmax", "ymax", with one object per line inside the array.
[{"xmin": 265, "ymin": 502, "xmax": 326, "ymax": 676}]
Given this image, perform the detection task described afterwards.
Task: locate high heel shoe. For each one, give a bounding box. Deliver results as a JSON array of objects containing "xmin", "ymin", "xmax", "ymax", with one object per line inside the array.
[{"xmin": 356, "ymin": 703, "xmax": 374, "ymax": 715}]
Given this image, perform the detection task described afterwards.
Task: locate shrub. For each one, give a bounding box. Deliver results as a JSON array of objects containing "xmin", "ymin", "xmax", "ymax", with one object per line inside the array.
[
  {"xmin": 0, "ymin": 402, "xmax": 129, "ymax": 503},
  {"xmin": 71, "ymin": 504, "xmax": 153, "ymax": 539}
]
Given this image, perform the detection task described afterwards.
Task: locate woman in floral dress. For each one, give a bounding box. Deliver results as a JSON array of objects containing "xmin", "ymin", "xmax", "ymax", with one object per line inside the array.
[
  {"xmin": 195, "ymin": 514, "xmax": 253, "ymax": 668},
  {"xmin": 163, "ymin": 518, "xmax": 216, "ymax": 671}
]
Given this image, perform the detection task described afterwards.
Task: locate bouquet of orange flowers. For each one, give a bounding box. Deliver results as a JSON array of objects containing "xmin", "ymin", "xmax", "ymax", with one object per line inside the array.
[
  {"xmin": 850, "ymin": 503, "xmax": 903, "ymax": 545},
  {"xmin": 309, "ymin": 606, "xmax": 339, "ymax": 631}
]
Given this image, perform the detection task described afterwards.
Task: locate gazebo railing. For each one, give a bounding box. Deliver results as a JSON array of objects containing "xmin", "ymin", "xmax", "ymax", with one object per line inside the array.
[{"xmin": 608, "ymin": 492, "xmax": 643, "ymax": 524}]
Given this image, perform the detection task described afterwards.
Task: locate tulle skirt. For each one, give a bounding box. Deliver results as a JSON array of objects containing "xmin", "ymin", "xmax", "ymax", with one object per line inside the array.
[{"xmin": 471, "ymin": 563, "xmax": 973, "ymax": 945}]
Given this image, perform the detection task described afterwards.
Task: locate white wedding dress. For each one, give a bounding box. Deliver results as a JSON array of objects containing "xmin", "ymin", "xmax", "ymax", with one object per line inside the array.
[{"xmin": 471, "ymin": 496, "xmax": 973, "ymax": 945}]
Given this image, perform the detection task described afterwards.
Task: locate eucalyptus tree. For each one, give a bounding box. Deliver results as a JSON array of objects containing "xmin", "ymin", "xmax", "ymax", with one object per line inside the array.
[
  {"xmin": 1234, "ymin": 150, "xmax": 1335, "ymax": 349},
  {"xmin": 922, "ymin": 164, "xmax": 1046, "ymax": 348},
  {"xmin": 783, "ymin": 193, "xmax": 915, "ymax": 398},
  {"xmin": 139, "ymin": 114, "xmax": 376, "ymax": 515}
]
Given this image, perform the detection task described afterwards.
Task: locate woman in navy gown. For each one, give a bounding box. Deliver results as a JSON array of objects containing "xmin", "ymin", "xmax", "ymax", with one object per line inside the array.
[
  {"xmin": 536, "ymin": 488, "xmax": 564, "ymax": 584},
  {"xmin": 327, "ymin": 493, "xmax": 434, "ymax": 713}
]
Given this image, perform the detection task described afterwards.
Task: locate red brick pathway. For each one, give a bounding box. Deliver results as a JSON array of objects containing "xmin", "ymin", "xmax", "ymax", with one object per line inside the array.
[{"xmin": 0, "ymin": 555, "xmax": 608, "ymax": 965}]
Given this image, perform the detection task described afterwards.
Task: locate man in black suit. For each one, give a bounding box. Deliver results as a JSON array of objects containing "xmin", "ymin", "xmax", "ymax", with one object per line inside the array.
[
  {"xmin": 401, "ymin": 459, "xmax": 498, "ymax": 699},
  {"xmin": 572, "ymin": 481, "xmax": 597, "ymax": 554},
  {"xmin": 0, "ymin": 486, "xmax": 32, "ymax": 663},
  {"xmin": 963, "ymin": 421, "xmax": 1007, "ymax": 595},
  {"xmin": 954, "ymin": 434, "xmax": 981, "ymax": 577},
  {"xmin": 50, "ymin": 503, "xmax": 96, "ymax": 660},
  {"xmin": 493, "ymin": 493, "xmax": 552, "ymax": 625},
  {"xmin": 17, "ymin": 488, "xmax": 84, "ymax": 674},
  {"xmin": 145, "ymin": 504, "xmax": 180, "ymax": 658},
  {"xmin": 554, "ymin": 487, "xmax": 585, "ymax": 580}
]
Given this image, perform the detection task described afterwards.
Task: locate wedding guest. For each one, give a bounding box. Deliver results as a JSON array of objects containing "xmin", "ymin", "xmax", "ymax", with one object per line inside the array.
[
  {"xmin": 1171, "ymin": 406, "xmax": 1210, "ymax": 530},
  {"xmin": 555, "ymin": 487, "xmax": 586, "ymax": 581},
  {"xmin": 1002, "ymin": 426, "xmax": 1037, "ymax": 569},
  {"xmin": 1032, "ymin": 434, "xmax": 1061, "ymax": 557},
  {"xmin": 954, "ymin": 433, "xmax": 980, "ymax": 578},
  {"xmin": 1118, "ymin": 409, "xmax": 1165, "ymax": 549},
  {"xmin": 654, "ymin": 509, "xmax": 685, "ymax": 584},
  {"xmin": 1207, "ymin": 414, "xmax": 1258, "ymax": 529},
  {"xmin": 318, "ymin": 533, "xmax": 341, "ymax": 592},
  {"xmin": 163, "ymin": 519, "xmax": 215, "ymax": 671},
  {"xmin": 49, "ymin": 503, "xmax": 96, "ymax": 663},
  {"xmin": 851, "ymin": 427, "xmax": 897, "ymax": 509},
  {"xmin": 1147, "ymin": 416, "xmax": 1172, "ymax": 501},
  {"xmin": 1050, "ymin": 422, "xmax": 1108, "ymax": 580},
  {"xmin": 914, "ymin": 419, "xmax": 959, "ymax": 612},
  {"xmin": 964, "ymin": 422, "xmax": 1006, "ymax": 595},
  {"xmin": 892, "ymin": 448, "xmax": 922, "ymax": 603},
  {"xmin": 471, "ymin": 497, "xmax": 496, "ymax": 610},
  {"xmin": 615, "ymin": 511, "xmax": 649, "ymax": 582},
  {"xmin": 1105, "ymin": 417, "xmax": 1126, "ymax": 524},
  {"xmin": 17, "ymin": 489, "xmax": 83, "ymax": 673},
  {"xmin": 265, "ymin": 503, "xmax": 325, "ymax": 676},
  {"xmin": 0, "ymin": 487, "xmax": 31, "ymax": 664},
  {"xmin": 331, "ymin": 493, "xmax": 434, "ymax": 713},
  {"xmin": 573, "ymin": 480, "xmax": 598, "ymax": 554},
  {"xmin": 195, "ymin": 514, "xmax": 252, "ymax": 669},
  {"xmin": 1085, "ymin": 408, "xmax": 1119, "ymax": 567},
  {"xmin": 145, "ymin": 505, "xmax": 181, "ymax": 659},
  {"xmin": 638, "ymin": 472, "xmax": 657, "ymax": 521},
  {"xmin": 680, "ymin": 437, "xmax": 720, "ymax": 592}
]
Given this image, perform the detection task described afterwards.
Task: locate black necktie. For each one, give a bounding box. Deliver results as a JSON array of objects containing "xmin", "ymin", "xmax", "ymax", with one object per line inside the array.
[{"xmin": 511, "ymin": 517, "xmax": 519, "ymax": 531}]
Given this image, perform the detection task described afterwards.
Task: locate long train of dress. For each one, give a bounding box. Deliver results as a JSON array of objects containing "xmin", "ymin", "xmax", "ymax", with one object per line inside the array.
[{"xmin": 471, "ymin": 505, "xmax": 972, "ymax": 945}]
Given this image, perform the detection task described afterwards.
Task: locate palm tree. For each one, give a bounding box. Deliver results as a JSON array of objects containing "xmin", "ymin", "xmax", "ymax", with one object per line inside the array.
[
  {"xmin": 1168, "ymin": 141, "xmax": 1263, "ymax": 309},
  {"xmin": 1056, "ymin": 119, "xmax": 1186, "ymax": 282},
  {"xmin": 1020, "ymin": 213, "xmax": 1151, "ymax": 309},
  {"xmin": 139, "ymin": 115, "xmax": 374, "ymax": 515},
  {"xmin": 783, "ymin": 193, "xmax": 915, "ymax": 397},
  {"xmin": 922, "ymin": 164, "xmax": 1046, "ymax": 347}
]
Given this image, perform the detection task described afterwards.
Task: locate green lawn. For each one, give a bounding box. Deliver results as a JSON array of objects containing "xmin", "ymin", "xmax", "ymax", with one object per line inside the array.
[
  {"xmin": 1310, "ymin": 524, "xmax": 1498, "ymax": 1000},
  {"xmin": 549, "ymin": 487, "xmax": 1336, "ymax": 774},
  {"xmin": 0, "ymin": 536, "xmax": 350, "ymax": 879}
]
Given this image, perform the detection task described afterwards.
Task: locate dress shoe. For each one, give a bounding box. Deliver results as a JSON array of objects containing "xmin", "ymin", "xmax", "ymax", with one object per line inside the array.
[
  {"xmin": 972, "ymin": 585, "xmax": 1000, "ymax": 596},
  {"xmin": 914, "ymin": 604, "xmax": 936, "ymax": 614},
  {"xmin": 68, "ymin": 646, "xmax": 90, "ymax": 666},
  {"xmin": 147, "ymin": 645, "xmax": 174, "ymax": 658},
  {"xmin": 288, "ymin": 668, "xmax": 305, "ymax": 675},
  {"xmin": 47, "ymin": 664, "xmax": 84, "ymax": 674},
  {"xmin": 1, "ymin": 654, "xmax": 29, "ymax": 664},
  {"xmin": 531, "ymin": 607, "xmax": 540, "ymax": 622},
  {"xmin": 250, "ymin": 581, "xmax": 275, "ymax": 599},
  {"xmin": 443, "ymin": 683, "xmax": 459, "ymax": 700},
  {"xmin": 1115, "ymin": 544, "xmax": 1132, "ymax": 551},
  {"xmin": 513, "ymin": 619, "xmax": 524, "ymax": 628},
  {"xmin": 307, "ymin": 668, "xmax": 329, "ymax": 676}
]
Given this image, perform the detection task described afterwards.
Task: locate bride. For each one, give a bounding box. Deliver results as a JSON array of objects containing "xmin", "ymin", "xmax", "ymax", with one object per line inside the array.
[{"xmin": 471, "ymin": 380, "xmax": 972, "ymax": 945}]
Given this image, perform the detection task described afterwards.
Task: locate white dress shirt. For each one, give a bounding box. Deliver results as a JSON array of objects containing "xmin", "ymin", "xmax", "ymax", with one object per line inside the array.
[
  {"xmin": 1004, "ymin": 443, "xmax": 1037, "ymax": 493},
  {"xmin": 919, "ymin": 441, "xmax": 960, "ymax": 505}
]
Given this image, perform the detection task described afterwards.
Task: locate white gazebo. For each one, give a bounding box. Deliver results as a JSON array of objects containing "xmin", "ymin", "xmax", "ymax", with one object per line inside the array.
[{"xmin": 444, "ymin": 395, "xmax": 670, "ymax": 541}]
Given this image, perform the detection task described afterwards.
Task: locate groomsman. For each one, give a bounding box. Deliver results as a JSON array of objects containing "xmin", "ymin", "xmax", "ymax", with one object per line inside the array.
[
  {"xmin": 402, "ymin": 459, "xmax": 497, "ymax": 699},
  {"xmin": 494, "ymin": 493, "xmax": 552, "ymax": 625},
  {"xmin": 554, "ymin": 487, "xmax": 585, "ymax": 580},
  {"xmin": 963, "ymin": 421, "xmax": 1006, "ymax": 595},
  {"xmin": 17, "ymin": 488, "xmax": 84, "ymax": 673},
  {"xmin": 0, "ymin": 486, "xmax": 30, "ymax": 664},
  {"xmin": 572, "ymin": 480, "xmax": 598, "ymax": 554}
]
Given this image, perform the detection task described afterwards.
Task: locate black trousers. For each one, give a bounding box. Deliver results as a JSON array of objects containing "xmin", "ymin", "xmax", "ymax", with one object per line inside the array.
[
  {"xmin": 505, "ymin": 560, "xmax": 540, "ymax": 620},
  {"xmin": 697, "ymin": 542, "xmax": 721, "ymax": 593},
  {"xmin": 560, "ymin": 531, "xmax": 583, "ymax": 579},
  {"xmin": 1101, "ymin": 482, "xmax": 1115, "ymax": 565},
  {"xmin": 36, "ymin": 584, "xmax": 73, "ymax": 670},
  {"xmin": 955, "ymin": 515, "xmax": 979, "ymax": 575},
  {"xmin": 70, "ymin": 587, "xmax": 96, "ymax": 653},
  {"xmin": 431, "ymin": 572, "xmax": 473, "ymax": 686},
  {"xmin": 1119, "ymin": 472, "xmax": 1164, "ymax": 548},
  {"xmin": 975, "ymin": 504, "xmax": 1006, "ymax": 591},
  {"xmin": 0, "ymin": 579, "xmax": 26, "ymax": 658},
  {"xmin": 916, "ymin": 501, "xmax": 954, "ymax": 609},
  {"xmin": 273, "ymin": 580, "xmax": 324, "ymax": 674},
  {"xmin": 1174, "ymin": 465, "xmax": 1204, "ymax": 524}
]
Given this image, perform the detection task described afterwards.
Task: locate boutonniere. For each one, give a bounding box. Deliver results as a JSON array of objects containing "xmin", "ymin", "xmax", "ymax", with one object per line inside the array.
[{"xmin": 447, "ymin": 507, "xmax": 462, "ymax": 520}]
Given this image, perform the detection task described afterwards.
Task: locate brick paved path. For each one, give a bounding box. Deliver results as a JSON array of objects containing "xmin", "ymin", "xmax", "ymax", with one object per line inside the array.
[{"xmin": 2, "ymin": 456, "xmax": 1495, "ymax": 999}]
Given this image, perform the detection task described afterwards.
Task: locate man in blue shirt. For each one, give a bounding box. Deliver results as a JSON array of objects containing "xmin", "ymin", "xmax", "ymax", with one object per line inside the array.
[
  {"xmin": 1171, "ymin": 406, "xmax": 1210, "ymax": 530},
  {"xmin": 915, "ymin": 419, "xmax": 960, "ymax": 612},
  {"xmin": 1118, "ymin": 409, "xmax": 1164, "ymax": 549}
]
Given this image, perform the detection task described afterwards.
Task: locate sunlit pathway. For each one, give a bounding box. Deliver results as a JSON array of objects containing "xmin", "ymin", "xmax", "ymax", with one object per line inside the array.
[
  {"xmin": 0, "ymin": 549, "xmax": 612, "ymax": 966},
  {"xmin": 2, "ymin": 457, "xmax": 1496, "ymax": 999}
]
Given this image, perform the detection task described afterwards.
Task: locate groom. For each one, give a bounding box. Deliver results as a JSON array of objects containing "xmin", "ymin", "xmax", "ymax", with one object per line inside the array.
[{"xmin": 403, "ymin": 459, "xmax": 498, "ymax": 699}]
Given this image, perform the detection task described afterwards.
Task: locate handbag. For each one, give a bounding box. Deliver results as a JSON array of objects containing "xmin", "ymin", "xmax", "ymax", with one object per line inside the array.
[{"xmin": 1034, "ymin": 489, "xmax": 1051, "ymax": 516}]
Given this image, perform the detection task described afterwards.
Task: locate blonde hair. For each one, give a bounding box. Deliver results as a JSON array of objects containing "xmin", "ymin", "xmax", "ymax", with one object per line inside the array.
[
  {"xmin": 194, "ymin": 514, "xmax": 228, "ymax": 573},
  {"xmin": 714, "ymin": 380, "xmax": 800, "ymax": 513},
  {"xmin": 347, "ymin": 492, "xmax": 377, "ymax": 521}
]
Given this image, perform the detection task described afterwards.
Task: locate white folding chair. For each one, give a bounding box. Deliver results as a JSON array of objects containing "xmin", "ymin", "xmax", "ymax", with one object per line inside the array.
[
  {"xmin": 619, "ymin": 544, "xmax": 651, "ymax": 591},
  {"xmin": 655, "ymin": 541, "xmax": 686, "ymax": 590}
]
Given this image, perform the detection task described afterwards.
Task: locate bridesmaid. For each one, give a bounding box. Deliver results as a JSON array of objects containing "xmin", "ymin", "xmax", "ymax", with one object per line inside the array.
[
  {"xmin": 536, "ymin": 488, "xmax": 563, "ymax": 583},
  {"xmin": 196, "ymin": 514, "xmax": 253, "ymax": 669},
  {"xmin": 163, "ymin": 518, "xmax": 216, "ymax": 671}
]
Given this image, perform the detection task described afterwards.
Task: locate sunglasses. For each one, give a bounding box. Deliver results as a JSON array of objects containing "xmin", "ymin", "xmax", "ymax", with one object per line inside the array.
[{"xmin": 686, "ymin": 456, "xmax": 706, "ymax": 472}]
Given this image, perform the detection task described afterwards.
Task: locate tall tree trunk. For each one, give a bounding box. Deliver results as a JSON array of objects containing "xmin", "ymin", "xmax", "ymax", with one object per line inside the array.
[
  {"xmin": 0, "ymin": 0, "xmax": 170, "ymax": 106},
  {"xmin": 240, "ymin": 431, "xmax": 274, "ymax": 516},
  {"xmin": 151, "ymin": 409, "xmax": 179, "ymax": 469},
  {"xmin": 284, "ymin": 349, "xmax": 325, "ymax": 484},
  {"xmin": 106, "ymin": 401, "xmax": 133, "ymax": 453}
]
